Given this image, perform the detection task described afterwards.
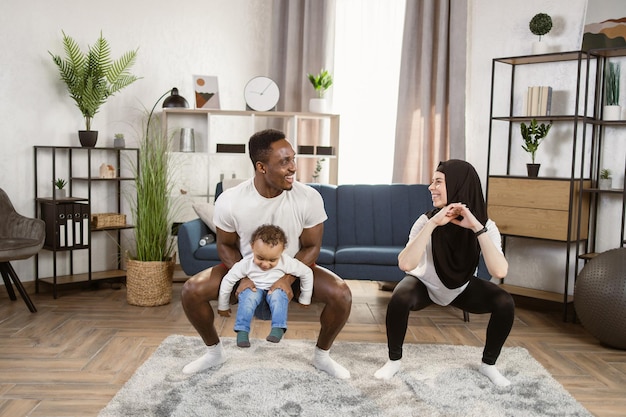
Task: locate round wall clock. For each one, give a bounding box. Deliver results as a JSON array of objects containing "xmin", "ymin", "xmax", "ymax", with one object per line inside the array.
[{"xmin": 244, "ymin": 76, "xmax": 280, "ymax": 111}]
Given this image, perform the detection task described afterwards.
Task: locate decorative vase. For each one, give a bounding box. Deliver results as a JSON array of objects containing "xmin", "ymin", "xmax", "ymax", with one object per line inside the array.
[
  {"xmin": 78, "ymin": 130, "xmax": 98, "ymax": 147},
  {"xmin": 532, "ymin": 41, "xmax": 549, "ymax": 55},
  {"xmin": 113, "ymin": 137, "xmax": 125, "ymax": 148},
  {"xmin": 603, "ymin": 105, "xmax": 621, "ymax": 121},
  {"xmin": 526, "ymin": 163, "xmax": 540, "ymax": 178},
  {"xmin": 309, "ymin": 98, "xmax": 328, "ymax": 114},
  {"xmin": 54, "ymin": 189, "xmax": 66, "ymax": 199},
  {"xmin": 598, "ymin": 178, "xmax": 612, "ymax": 190},
  {"xmin": 126, "ymin": 257, "xmax": 175, "ymax": 306}
]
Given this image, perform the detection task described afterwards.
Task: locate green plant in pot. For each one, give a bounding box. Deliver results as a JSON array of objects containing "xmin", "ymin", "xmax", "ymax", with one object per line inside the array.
[
  {"xmin": 307, "ymin": 69, "xmax": 333, "ymax": 113},
  {"xmin": 599, "ymin": 168, "xmax": 612, "ymax": 190},
  {"xmin": 603, "ymin": 62, "xmax": 621, "ymax": 120},
  {"xmin": 520, "ymin": 118, "xmax": 551, "ymax": 177},
  {"xmin": 49, "ymin": 31, "xmax": 140, "ymax": 147},
  {"xmin": 529, "ymin": 12, "xmax": 552, "ymax": 54},
  {"xmin": 54, "ymin": 178, "xmax": 67, "ymax": 199},
  {"xmin": 125, "ymin": 98, "xmax": 178, "ymax": 307}
]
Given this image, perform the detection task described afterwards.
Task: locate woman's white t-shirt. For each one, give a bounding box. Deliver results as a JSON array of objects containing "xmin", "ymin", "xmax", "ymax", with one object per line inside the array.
[{"xmin": 404, "ymin": 214, "xmax": 503, "ymax": 306}]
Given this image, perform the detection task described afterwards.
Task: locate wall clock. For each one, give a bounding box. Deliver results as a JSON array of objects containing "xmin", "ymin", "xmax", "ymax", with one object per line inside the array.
[{"xmin": 244, "ymin": 76, "xmax": 280, "ymax": 111}]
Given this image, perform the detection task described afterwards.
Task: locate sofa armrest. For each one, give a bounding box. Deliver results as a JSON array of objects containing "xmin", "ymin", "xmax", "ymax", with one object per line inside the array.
[{"xmin": 178, "ymin": 218, "xmax": 210, "ymax": 273}]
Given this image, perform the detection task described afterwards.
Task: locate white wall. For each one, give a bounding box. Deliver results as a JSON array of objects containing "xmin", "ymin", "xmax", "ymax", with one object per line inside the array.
[{"xmin": 0, "ymin": 0, "xmax": 272, "ymax": 281}]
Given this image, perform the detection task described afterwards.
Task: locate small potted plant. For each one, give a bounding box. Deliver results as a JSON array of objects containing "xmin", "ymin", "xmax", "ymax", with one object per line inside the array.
[
  {"xmin": 520, "ymin": 118, "xmax": 552, "ymax": 177},
  {"xmin": 113, "ymin": 133, "xmax": 126, "ymax": 148},
  {"xmin": 603, "ymin": 62, "xmax": 621, "ymax": 120},
  {"xmin": 54, "ymin": 178, "xmax": 67, "ymax": 199},
  {"xmin": 529, "ymin": 12, "xmax": 553, "ymax": 54},
  {"xmin": 307, "ymin": 69, "xmax": 333, "ymax": 113},
  {"xmin": 49, "ymin": 31, "xmax": 141, "ymax": 147},
  {"xmin": 599, "ymin": 168, "xmax": 612, "ymax": 190}
]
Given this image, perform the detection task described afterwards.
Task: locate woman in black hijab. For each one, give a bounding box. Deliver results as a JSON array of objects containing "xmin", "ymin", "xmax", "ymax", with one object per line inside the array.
[{"xmin": 374, "ymin": 160, "xmax": 515, "ymax": 386}]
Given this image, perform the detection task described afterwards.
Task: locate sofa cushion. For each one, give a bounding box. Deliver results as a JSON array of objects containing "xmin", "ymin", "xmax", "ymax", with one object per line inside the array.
[
  {"xmin": 335, "ymin": 245, "xmax": 401, "ymax": 265},
  {"xmin": 307, "ymin": 183, "xmax": 337, "ymax": 248},
  {"xmin": 336, "ymin": 184, "xmax": 432, "ymax": 246},
  {"xmin": 192, "ymin": 202, "xmax": 216, "ymax": 233}
]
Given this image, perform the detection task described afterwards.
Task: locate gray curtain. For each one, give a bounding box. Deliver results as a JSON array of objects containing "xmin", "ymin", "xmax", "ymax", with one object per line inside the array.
[
  {"xmin": 271, "ymin": 0, "xmax": 336, "ymax": 112},
  {"xmin": 392, "ymin": 0, "xmax": 467, "ymax": 184}
]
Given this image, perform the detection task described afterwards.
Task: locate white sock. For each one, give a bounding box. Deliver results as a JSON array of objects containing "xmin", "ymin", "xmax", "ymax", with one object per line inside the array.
[
  {"xmin": 479, "ymin": 362, "xmax": 511, "ymax": 387},
  {"xmin": 374, "ymin": 359, "xmax": 402, "ymax": 380},
  {"xmin": 313, "ymin": 347, "xmax": 351, "ymax": 379},
  {"xmin": 182, "ymin": 343, "xmax": 226, "ymax": 374}
]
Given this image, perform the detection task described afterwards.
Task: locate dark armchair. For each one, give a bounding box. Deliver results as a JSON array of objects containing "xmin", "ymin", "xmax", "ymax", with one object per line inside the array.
[{"xmin": 0, "ymin": 188, "xmax": 45, "ymax": 312}]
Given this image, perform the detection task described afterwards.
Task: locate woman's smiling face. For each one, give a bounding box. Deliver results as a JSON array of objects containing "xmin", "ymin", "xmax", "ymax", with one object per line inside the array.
[{"xmin": 428, "ymin": 171, "xmax": 447, "ymax": 208}]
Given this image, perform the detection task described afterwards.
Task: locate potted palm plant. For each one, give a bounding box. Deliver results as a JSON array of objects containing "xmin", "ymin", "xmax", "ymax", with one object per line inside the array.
[
  {"xmin": 520, "ymin": 118, "xmax": 552, "ymax": 177},
  {"xmin": 307, "ymin": 69, "xmax": 333, "ymax": 113},
  {"xmin": 603, "ymin": 62, "xmax": 621, "ymax": 120},
  {"xmin": 49, "ymin": 31, "xmax": 140, "ymax": 147},
  {"xmin": 125, "ymin": 98, "xmax": 177, "ymax": 306}
]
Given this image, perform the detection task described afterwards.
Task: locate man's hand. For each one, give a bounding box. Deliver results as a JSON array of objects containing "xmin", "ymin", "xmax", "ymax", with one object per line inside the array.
[
  {"xmin": 217, "ymin": 308, "xmax": 231, "ymax": 317},
  {"xmin": 235, "ymin": 277, "xmax": 256, "ymax": 297},
  {"xmin": 268, "ymin": 274, "xmax": 295, "ymax": 301}
]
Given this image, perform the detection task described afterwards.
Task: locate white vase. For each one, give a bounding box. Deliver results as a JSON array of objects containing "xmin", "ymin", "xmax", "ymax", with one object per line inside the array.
[
  {"xmin": 603, "ymin": 105, "xmax": 621, "ymax": 121},
  {"xmin": 54, "ymin": 189, "xmax": 66, "ymax": 199},
  {"xmin": 309, "ymin": 98, "xmax": 328, "ymax": 114},
  {"xmin": 598, "ymin": 178, "xmax": 612, "ymax": 190},
  {"xmin": 532, "ymin": 41, "xmax": 549, "ymax": 55}
]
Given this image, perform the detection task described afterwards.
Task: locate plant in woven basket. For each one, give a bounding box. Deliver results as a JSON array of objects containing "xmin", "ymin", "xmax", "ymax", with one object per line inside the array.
[
  {"xmin": 128, "ymin": 109, "xmax": 176, "ymax": 262},
  {"xmin": 124, "ymin": 95, "xmax": 180, "ymax": 306}
]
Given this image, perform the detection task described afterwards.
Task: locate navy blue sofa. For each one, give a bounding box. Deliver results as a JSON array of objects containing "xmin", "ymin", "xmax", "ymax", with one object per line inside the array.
[{"xmin": 177, "ymin": 183, "xmax": 490, "ymax": 281}]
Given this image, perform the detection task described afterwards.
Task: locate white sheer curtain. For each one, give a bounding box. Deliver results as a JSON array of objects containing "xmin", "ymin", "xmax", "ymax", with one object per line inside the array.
[{"xmin": 333, "ymin": 0, "xmax": 406, "ymax": 184}]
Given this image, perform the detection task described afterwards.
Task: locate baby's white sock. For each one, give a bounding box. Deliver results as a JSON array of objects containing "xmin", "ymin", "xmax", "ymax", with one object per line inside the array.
[
  {"xmin": 479, "ymin": 362, "xmax": 511, "ymax": 387},
  {"xmin": 182, "ymin": 343, "xmax": 226, "ymax": 374},
  {"xmin": 313, "ymin": 347, "xmax": 351, "ymax": 379},
  {"xmin": 374, "ymin": 359, "xmax": 402, "ymax": 380}
]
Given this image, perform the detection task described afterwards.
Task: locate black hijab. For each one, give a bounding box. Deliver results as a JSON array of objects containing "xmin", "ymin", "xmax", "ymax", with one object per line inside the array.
[{"xmin": 425, "ymin": 160, "xmax": 488, "ymax": 289}]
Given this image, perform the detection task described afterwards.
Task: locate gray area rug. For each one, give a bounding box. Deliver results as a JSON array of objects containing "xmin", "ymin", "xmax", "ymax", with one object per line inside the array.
[{"xmin": 99, "ymin": 335, "xmax": 591, "ymax": 417}]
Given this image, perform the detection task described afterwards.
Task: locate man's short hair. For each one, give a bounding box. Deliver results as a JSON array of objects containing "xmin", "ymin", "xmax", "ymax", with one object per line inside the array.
[{"xmin": 249, "ymin": 129, "xmax": 286, "ymax": 168}]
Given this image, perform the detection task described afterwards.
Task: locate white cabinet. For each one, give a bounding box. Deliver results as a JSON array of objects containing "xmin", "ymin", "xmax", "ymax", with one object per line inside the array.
[{"xmin": 162, "ymin": 109, "xmax": 339, "ymax": 207}]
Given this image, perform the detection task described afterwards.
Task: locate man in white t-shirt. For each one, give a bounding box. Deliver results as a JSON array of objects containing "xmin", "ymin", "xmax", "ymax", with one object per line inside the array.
[{"xmin": 181, "ymin": 128, "xmax": 353, "ymax": 379}]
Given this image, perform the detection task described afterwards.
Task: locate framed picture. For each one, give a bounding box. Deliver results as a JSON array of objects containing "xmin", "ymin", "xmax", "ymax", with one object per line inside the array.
[
  {"xmin": 193, "ymin": 75, "xmax": 221, "ymax": 109},
  {"xmin": 582, "ymin": 0, "xmax": 626, "ymax": 51}
]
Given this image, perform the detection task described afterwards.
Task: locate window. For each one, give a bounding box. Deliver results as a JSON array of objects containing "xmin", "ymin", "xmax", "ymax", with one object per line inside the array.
[{"xmin": 333, "ymin": 0, "xmax": 406, "ymax": 184}]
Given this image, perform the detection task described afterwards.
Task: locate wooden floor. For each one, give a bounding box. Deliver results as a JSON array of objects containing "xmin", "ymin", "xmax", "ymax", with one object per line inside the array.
[{"xmin": 1, "ymin": 277, "xmax": 625, "ymax": 417}]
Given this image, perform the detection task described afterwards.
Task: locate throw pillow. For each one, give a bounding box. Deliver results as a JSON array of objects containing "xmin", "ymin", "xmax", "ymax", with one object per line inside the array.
[{"xmin": 192, "ymin": 202, "xmax": 216, "ymax": 233}]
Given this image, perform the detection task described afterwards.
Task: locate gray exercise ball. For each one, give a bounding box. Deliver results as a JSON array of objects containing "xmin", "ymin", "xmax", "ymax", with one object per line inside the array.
[{"xmin": 574, "ymin": 248, "xmax": 626, "ymax": 350}]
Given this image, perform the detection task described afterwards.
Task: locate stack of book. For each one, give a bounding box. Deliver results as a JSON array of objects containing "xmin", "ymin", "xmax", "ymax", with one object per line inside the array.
[{"xmin": 526, "ymin": 86, "xmax": 553, "ymax": 116}]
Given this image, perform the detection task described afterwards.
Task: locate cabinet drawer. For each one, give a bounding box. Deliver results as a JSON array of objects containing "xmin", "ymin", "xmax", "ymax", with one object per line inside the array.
[{"xmin": 487, "ymin": 177, "xmax": 590, "ymax": 241}]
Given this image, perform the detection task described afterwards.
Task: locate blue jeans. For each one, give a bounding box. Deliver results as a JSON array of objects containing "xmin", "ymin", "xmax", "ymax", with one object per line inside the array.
[{"xmin": 234, "ymin": 288, "xmax": 289, "ymax": 333}]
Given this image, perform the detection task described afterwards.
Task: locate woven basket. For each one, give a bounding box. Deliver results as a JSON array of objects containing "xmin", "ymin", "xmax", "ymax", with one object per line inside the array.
[
  {"xmin": 91, "ymin": 213, "xmax": 126, "ymax": 228},
  {"xmin": 126, "ymin": 256, "xmax": 175, "ymax": 306}
]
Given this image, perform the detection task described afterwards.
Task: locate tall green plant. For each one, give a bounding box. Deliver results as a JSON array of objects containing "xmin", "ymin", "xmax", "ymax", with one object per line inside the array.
[
  {"xmin": 49, "ymin": 31, "xmax": 140, "ymax": 131},
  {"xmin": 605, "ymin": 62, "xmax": 621, "ymax": 106},
  {"xmin": 128, "ymin": 111, "xmax": 176, "ymax": 262}
]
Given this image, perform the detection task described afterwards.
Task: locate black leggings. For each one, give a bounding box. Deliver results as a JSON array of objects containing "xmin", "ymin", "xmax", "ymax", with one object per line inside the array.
[{"xmin": 385, "ymin": 275, "xmax": 515, "ymax": 365}]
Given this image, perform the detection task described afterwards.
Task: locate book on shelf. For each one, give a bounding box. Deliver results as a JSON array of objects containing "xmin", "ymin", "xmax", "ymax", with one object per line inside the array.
[{"xmin": 526, "ymin": 86, "xmax": 552, "ymax": 116}]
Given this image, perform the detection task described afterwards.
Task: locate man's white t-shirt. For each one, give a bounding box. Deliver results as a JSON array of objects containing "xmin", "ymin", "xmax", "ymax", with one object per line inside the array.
[
  {"xmin": 404, "ymin": 214, "xmax": 503, "ymax": 306},
  {"xmin": 213, "ymin": 179, "xmax": 327, "ymax": 259}
]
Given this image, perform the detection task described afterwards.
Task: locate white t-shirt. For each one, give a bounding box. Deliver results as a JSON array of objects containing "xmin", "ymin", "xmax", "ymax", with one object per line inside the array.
[
  {"xmin": 404, "ymin": 214, "xmax": 503, "ymax": 306},
  {"xmin": 217, "ymin": 253, "xmax": 314, "ymax": 311},
  {"xmin": 213, "ymin": 178, "xmax": 328, "ymax": 259}
]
